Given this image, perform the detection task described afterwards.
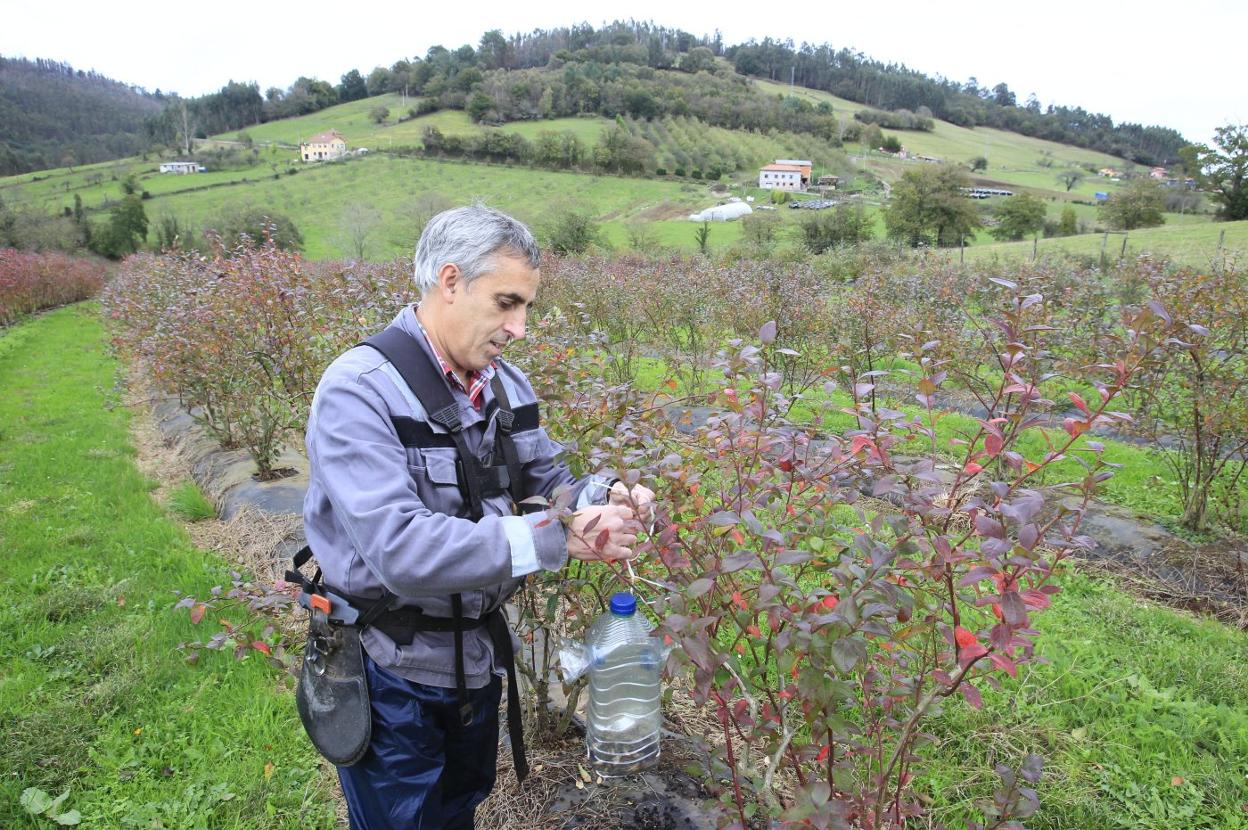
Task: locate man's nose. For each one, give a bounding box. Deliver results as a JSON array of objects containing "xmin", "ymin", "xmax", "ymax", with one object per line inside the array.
[{"xmin": 503, "ymin": 308, "xmax": 526, "ymax": 341}]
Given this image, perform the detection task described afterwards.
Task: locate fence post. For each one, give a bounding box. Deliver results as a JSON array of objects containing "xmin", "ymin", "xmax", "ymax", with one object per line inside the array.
[
  {"xmin": 1120, "ymin": 232, "xmax": 1129, "ymax": 260},
  {"xmin": 1100, "ymin": 232, "xmax": 1109, "ymax": 272},
  {"xmin": 1032, "ymin": 235, "xmax": 1038, "ymax": 261}
]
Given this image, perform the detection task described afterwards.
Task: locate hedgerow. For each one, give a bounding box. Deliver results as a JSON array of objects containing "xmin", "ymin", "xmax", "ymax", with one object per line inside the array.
[{"xmin": 0, "ymin": 248, "xmax": 106, "ymax": 326}]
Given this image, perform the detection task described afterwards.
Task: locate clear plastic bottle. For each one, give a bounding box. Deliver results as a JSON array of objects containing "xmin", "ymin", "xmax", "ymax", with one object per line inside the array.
[{"xmin": 585, "ymin": 592, "xmax": 662, "ymax": 775}]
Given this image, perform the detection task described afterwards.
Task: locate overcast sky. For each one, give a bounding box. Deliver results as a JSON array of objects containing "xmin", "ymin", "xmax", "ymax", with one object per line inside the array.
[{"xmin": 3, "ymin": 0, "xmax": 1242, "ymax": 145}]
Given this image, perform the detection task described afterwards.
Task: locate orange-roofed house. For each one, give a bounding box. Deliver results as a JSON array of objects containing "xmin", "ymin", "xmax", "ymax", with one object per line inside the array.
[
  {"xmin": 759, "ymin": 163, "xmax": 805, "ymax": 191},
  {"xmin": 300, "ymin": 130, "xmax": 348, "ymax": 162}
]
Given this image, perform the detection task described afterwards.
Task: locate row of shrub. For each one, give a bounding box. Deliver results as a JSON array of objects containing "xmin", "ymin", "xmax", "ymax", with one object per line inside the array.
[
  {"xmin": 106, "ymin": 243, "xmax": 1244, "ymax": 826},
  {"xmin": 0, "ymin": 248, "xmax": 107, "ymax": 326}
]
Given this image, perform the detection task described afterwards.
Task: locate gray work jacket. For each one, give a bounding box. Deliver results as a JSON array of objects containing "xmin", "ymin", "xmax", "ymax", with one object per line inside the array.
[{"xmin": 303, "ymin": 306, "xmax": 612, "ymax": 689}]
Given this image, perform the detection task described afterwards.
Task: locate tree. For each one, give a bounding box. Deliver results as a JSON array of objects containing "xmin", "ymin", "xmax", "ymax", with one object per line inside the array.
[
  {"xmin": 678, "ymin": 47, "xmax": 716, "ymax": 74},
  {"xmin": 798, "ymin": 204, "xmax": 874, "ymax": 253},
  {"xmin": 1056, "ymin": 169, "xmax": 1084, "ymax": 192},
  {"xmin": 338, "ymin": 203, "xmax": 382, "ymax": 260},
  {"xmin": 368, "ymin": 105, "xmax": 390, "ymax": 124},
  {"xmin": 337, "ymin": 69, "xmax": 368, "ymax": 103},
  {"xmin": 694, "ymin": 220, "xmax": 711, "ymax": 254},
  {"xmin": 209, "ymin": 208, "xmax": 303, "ymax": 251},
  {"xmin": 1103, "ymin": 178, "xmax": 1166, "ymax": 230},
  {"xmin": 1191, "ymin": 123, "xmax": 1248, "ymax": 220},
  {"xmin": 467, "ymin": 92, "xmax": 494, "ymax": 123},
  {"xmin": 969, "ymin": 156, "xmax": 988, "ymax": 172},
  {"xmin": 478, "ymin": 30, "xmax": 514, "ymax": 70},
  {"xmin": 860, "ymin": 123, "xmax": 884, "ymax": 151},
  {"xmin": 990, "ymin": 192, "xmax": 1047, "ymax": 241},
  {"xmin": 885, "ymin": 165, "xmax": 982, "ymax": 246},
  {"xmin": 95, "ymin": 193, "xmax": 148, "ymax": 258},
  {"xmin": 741, "ymin": 212, "xmax": 781, "ymax": 249},
  {"xmin": 1056, "ymin": 205, "xmax": 1078, "ymax": 237},
  {"xmin": 543, "ymin": 210, "xmax": 600, "ymax": 254}
]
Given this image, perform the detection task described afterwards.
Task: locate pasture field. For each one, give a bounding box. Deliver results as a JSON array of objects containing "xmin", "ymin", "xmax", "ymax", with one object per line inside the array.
[
  {"xmin": 753, "ymin": 77, "xmax": 1149, "ymax": 202},
  {"xmin": 145, "ymin": 154, "xmax": 730, "ymax": 258},
  {"xmin": 951, "ymin": 218, "xmax": 1248, "ymax": 268},
  {"xmin": 0, "ymin": 305, "xmax": 336, "ymax": 829}
]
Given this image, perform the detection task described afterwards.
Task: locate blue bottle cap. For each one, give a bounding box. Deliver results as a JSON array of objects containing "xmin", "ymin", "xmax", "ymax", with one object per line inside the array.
[{"xmin": 609, "ymin": 592, "xmax": 637, "ymax": 615}]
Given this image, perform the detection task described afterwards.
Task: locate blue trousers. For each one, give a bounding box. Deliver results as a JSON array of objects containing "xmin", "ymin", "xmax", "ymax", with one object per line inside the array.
[{"xmin": 338, "ymin": 653, "xmax": 502, "ymax": 830}]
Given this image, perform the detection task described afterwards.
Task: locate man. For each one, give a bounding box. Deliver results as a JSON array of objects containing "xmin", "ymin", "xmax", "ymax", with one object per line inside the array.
[{"xmin": 302, "ymin": 204, "xmax": 652, "ymax": 829}]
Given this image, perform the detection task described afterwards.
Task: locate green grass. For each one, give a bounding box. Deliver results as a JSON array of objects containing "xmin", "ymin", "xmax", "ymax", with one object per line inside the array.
[
  {"xmin": 147, "ymin": 153, "xmax": 726, "ymax": 259},
  {"xmin": 0, "ymin": 305, "xmax": 335, "ymax": 828},
  {"xmin": 921, "ymin": 569, "xmax": 1248, "ymax": 829},
  {"xmin": 948, "ymin": 219, "xmax": 1248, "ymax": 269},
  {"xmin": 167, "ymin": 480, "xmax": 216, "ymax": 522}
]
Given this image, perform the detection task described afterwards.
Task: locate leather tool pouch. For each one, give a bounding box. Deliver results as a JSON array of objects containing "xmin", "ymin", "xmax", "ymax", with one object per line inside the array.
[{"xmin": 295, "ymin": 609, "xmax": 371, "ymax": 767}]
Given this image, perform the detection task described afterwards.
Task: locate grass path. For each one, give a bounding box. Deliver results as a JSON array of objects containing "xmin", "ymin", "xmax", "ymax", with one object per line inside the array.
[{"xmin": 0, "ymin": 305, "xmax": 336, "ymax": 828}]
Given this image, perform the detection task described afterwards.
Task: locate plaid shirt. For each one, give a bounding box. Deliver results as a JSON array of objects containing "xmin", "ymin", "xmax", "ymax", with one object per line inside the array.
[{"xmin": 411, "ymin": 305, "xmax": 495, "ymax": 411}]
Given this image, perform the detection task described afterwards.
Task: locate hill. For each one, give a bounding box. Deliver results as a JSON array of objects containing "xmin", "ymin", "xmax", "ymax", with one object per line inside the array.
[{"xmin": 0, "ymin": 56, "xmax": 164, "ymax": 176}]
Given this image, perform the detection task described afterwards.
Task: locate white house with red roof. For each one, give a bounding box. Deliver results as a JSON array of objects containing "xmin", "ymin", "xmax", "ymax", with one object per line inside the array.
[
  {"xmin": 300, "ymin": 129, "xmax": 348, "ymax": 162},
  {"xmin": 759, "ymin": 162, "xmax": 805, "ymax": 191}
]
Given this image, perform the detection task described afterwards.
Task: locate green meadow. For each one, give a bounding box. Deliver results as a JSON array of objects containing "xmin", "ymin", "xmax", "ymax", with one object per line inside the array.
[
  {"xmin": 950, "ymin": 217, "xmax": 1248, "ymax": 268},
  {"xmin": 0, "ymin": 306, "xmax": 336, "ymax": 829}
]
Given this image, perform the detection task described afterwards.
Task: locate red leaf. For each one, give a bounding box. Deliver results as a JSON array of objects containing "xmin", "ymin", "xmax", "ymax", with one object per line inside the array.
[
  {"xmin": 989, "ymin": 652, "xmax": 1018, "ymax": 677},
  {"xmin": 252, "ymin": 640, "xmax": 271, "ymax": 655},
  {"xmin": 963, "ymin": 461, "xmax": 983, "ymax": 476},
  {"xmin": 1022, "ymin": 589, "xmax": 1052, "ymax": 609},
  {"xmin": 1069, "ymin": 392, "xmax": 1090, "ymax": 414},
  {"xmin": 190, "ymin": 603, "xmax": 206, "ymax": 625},
  {"xmin": 984, "ymin": 434, "xmax": 1003, "ymax": 457},
  {"xmin": 821, "ymin": 595, "xmax": 839, "ymax": 610},
  {"xmin": 816, "ymin": 744, "xmax": 830, "ymax": 762},
  {"xmin": 954, "ymin": 626, "xmax": 977, "ymax": 649},
  {"xmin": 960, "ymin": 682, "xmax": 984, "ymax": 709}
]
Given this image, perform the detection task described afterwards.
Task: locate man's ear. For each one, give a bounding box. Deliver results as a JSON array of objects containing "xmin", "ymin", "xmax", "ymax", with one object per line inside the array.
[{"xmin": 436, "ymin": 262, "xmax": 460, "ymax": 303}]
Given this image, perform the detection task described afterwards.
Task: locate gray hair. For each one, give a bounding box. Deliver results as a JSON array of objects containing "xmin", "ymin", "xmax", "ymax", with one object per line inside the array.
[{"xmin": 413, "ymin": 204, "xmax": 540, "ymax": 294}]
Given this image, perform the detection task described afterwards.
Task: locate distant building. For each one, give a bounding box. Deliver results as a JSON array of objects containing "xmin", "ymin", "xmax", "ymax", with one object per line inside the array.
[
  {"xmin": 1149, "ymin": 166, "xmax": 1168, "ymax": 179},
  {"xmin": 759, "ymin": 163, "xmax": 804, "ymax": 191},
  {"xmin": 774, "ymin": 159, "xmax": 812, "ymax": 182},
  {"xmin": 960, "ymin": 186, "xmax": 1014, "ymax": 199},
  {"xmin": 1094, "ymin": 192, "xmax": 1109, "ymax": 202},
  {"xmin": 159, "ymin": 161, "xmax": 205, "ymax": 174},
  {"xmin": 1098, "ymin": 167, "xmax": 1120, "ymax": 178},
  {"xmin": 816, "ymin": 174, "xmax": 840, "ymax": 188},
  {"xmin": 300, "ymin": 130, "xmax": 348, "ymax": 162}
]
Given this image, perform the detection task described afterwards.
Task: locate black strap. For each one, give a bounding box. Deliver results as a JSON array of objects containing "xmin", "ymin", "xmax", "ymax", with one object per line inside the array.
[
  {"xmin": 489, "ymin": 374, "xmax": 532, "ymax": 513},
  {"xmin": 485, "ymin": 609, "xmax": 529, "ymax": 781},
  {"xmin": 451, "ymin": 593, "xmax": 471, "ymax": 724}
]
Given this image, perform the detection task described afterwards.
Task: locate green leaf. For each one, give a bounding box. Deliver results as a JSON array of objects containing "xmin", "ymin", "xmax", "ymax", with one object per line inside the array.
[
  {"xmin": 21, "ymin": 787, "xmax": 53, "ymax": 815},
  {"xmin": 47, "ymin": 790, "xmax": 70, "ymax": 813},
  {"xmin": 831, "ymin": 636, "xmax": 867, "ymax": 673},
  {"xmin": 54, "ymin": 810, "xmax": 82, "ymax": 826}
]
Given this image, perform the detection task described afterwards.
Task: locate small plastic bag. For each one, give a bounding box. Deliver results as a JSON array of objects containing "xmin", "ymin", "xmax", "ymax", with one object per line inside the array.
[{"xmin": 557, "ymin": 638, "xmax": 591, "ymax": 683}]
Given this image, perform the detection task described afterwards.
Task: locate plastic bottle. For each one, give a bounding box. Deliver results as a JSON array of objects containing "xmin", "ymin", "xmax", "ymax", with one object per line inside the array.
[{"xmin": 584, "ymin": 592, "xmax": 662, "ymax": 775}]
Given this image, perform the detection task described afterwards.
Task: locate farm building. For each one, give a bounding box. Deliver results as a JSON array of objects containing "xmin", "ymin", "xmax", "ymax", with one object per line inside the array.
[
  {"xmin": 159, "ymin": 161, "xmax": 205, "ymax": 174},
  {"xmin": 774, "ymin": 159, "xmax": 812, "ymax": 181},
  {"xmin": 759, "ymin": 163, "xmax": 805, "ymax": 191},
  {"xmin": 300, "ymin": 130, "xmax": 348, "ymax": 162}
]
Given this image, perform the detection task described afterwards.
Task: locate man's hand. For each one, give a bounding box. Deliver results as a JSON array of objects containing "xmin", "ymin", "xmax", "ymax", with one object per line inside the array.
[
  {"xmin": 567, "ymin": 504, "xmax": 643, "ymax": 562},
  {"xmin": 609, "ymin": 481, "xmax": 656, "ymax": 528}
]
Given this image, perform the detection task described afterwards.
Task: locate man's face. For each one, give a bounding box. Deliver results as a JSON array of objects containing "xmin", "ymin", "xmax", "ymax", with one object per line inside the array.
[{"xmin": 441, "ymin": 254, "xmax": 539, "ymax": 376}]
